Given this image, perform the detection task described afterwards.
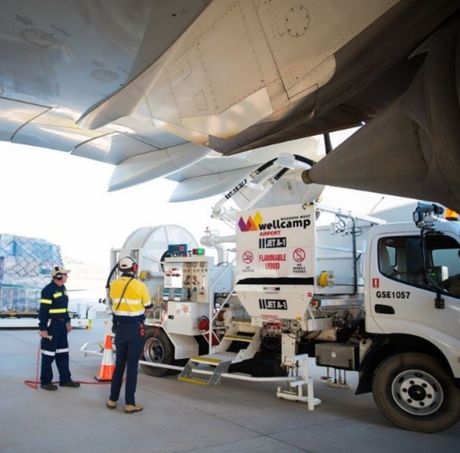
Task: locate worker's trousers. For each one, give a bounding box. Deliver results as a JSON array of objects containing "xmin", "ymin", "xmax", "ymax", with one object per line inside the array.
[
  {"xmin": 40, "ymin": 319, "xmax": 72, "ymax": 385},
  {"xmin": 110, "ymin": 322, "xmax": 146, "ymax": 405}
]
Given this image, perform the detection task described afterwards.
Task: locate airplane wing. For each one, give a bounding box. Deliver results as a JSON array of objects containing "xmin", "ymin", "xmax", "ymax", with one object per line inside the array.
[
  {"xmin": 0, "ymin": 1, "xmax": 459, "ymax": 209},
  {"xmin": 0, "ymin": 0, "xmax": 212, "ymax": 191}
]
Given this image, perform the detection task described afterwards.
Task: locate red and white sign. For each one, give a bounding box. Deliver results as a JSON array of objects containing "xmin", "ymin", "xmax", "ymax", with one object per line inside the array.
[
  {"xmin": 236, "ymin": 204, "xmax": 315, "ymax": 279},
  {"xmin": 242, "ymin": 251, "xmax": 254, "ymax": 264},
  {"xmin": 293, "ymin": 248, "xmax": 306, "ymax": 262}
]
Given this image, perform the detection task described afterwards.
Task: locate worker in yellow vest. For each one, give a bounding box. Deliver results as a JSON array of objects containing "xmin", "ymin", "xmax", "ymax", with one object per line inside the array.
[{"xmin": 106, "ymin": 256, "xmax": 152, "ymax": 413}]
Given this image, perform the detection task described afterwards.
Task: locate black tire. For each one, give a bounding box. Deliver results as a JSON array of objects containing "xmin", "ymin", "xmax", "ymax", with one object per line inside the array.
[
  {"xmin": 140, "ymin": 329, "xmax": 175, "ymax": 377},
  {"xmin": 372, "ymin": 353, "xmax": 460, "ymax": 433}
]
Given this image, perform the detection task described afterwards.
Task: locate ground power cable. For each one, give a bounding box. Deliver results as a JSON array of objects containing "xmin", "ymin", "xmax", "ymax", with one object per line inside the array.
[{"xmin": 24, "ymin": 339, "xmax": 112, "ymax": 389}]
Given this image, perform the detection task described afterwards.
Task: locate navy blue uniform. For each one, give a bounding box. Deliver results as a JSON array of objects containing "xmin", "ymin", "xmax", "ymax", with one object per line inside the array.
[
  {"xmin": 39, "ymin": 281, "xmax": 72, "ymax": 385},
  {"xmin": 110, "ymin": 323, "xmax": 146, "ymax": 405}
]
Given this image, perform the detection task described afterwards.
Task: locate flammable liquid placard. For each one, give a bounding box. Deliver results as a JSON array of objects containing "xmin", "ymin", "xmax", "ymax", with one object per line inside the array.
[{"xmin": 236, "ymin": 204, "xmax": 315, "ymax": 280}]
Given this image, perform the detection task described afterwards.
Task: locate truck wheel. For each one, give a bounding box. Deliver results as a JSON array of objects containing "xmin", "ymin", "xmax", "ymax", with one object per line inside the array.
[
  {"xmin": 372, "ymin": 353, "xmax": 460, "ymax": 432},
  {"xmin": 141, "ymin": 329, "xmax": 175, "ymax": 377}
]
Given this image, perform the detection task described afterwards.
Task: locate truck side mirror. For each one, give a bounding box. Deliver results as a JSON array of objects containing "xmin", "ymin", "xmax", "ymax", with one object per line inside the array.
[{"xmin": 435, "ymin": 290, "xmax": 445, "ymax": 309}]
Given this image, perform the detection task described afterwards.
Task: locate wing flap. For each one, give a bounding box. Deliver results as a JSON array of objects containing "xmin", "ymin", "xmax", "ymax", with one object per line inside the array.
[
  {"xmin": 108, "ymin": 142, "xmax": 210, "ymax": 191},
  {"xmin": 0, "ymin": 98, "xmax": 49, "ymax": 141}
]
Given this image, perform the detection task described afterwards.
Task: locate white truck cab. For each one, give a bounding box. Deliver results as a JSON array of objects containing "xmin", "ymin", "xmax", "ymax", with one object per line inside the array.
[
  {"xmin": 357, "ymin": 205, "xmax": 460, "ymax": 432},
  {"xmin": 366, "ymin": 221, "xmax": 460, "ymax": 358}
]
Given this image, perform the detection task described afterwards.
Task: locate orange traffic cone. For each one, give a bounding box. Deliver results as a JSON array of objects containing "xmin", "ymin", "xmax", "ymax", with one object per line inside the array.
[{"xmin": 95, "ymin": 334, "xmax": 115, "ymax": 381}]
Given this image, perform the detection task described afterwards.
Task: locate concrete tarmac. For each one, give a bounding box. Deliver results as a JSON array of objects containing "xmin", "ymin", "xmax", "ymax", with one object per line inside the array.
[{"xmin": 0, "ymin": 321, "xmax": 458, "ymax": 453}]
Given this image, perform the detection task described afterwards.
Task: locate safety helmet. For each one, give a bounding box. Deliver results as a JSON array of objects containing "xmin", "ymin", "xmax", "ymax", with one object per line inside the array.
[
  {"xmin": 52, "ymin": 265, "xmax": 70, "ymax": 279},
  {"xmin": 118, "ymin": 256, "xmax": 138, "ymax": 273}
]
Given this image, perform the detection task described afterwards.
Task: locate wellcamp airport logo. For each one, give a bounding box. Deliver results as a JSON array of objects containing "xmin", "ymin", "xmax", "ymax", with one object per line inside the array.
[
  {"xmin": 238, "ymin": 211, "xmax": 263, "ymax": 231},
  {"xmin": 238, "ymin": 211, "xmax": 311, "ymax": 232}
]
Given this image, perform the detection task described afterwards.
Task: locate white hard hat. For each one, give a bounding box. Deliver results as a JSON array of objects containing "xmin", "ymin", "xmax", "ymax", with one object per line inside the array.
[
  {"xmin": 118, "ymin": 256, "xmax": 137, "ymax": 272},
  {"xmin": 52, "ymin": 266, "xmax": 70, "ymax": 278}
]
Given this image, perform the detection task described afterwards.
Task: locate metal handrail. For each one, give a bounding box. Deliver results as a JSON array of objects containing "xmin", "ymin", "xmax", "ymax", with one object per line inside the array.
[{"xmin": 207, "ymin": 257, "xmax": 236, "ymax": 351}]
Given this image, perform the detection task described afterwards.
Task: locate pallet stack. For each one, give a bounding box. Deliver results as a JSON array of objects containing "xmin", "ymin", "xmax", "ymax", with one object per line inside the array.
[{"xmin": 0, "ymin": 234, "xmax": 62, "ymax": 317}]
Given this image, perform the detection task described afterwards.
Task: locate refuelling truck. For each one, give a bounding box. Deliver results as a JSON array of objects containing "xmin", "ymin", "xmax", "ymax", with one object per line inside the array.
[
  {"xmin": 83, "ymin": 201, "xmax": 459, "ymax": 433},
  {"xmin": 129, "ymin": 201, "xmax": 459, "ymax": 433}
]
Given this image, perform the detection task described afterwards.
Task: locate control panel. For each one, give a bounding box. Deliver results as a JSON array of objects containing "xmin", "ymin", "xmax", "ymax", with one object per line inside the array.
[
  {"xmin": 161, "ymin": 255, "xmax": 234, "ymax": 337},
  {"xmin": 163, "ymin": 256, "xmax": 215, "ymax": 303}
]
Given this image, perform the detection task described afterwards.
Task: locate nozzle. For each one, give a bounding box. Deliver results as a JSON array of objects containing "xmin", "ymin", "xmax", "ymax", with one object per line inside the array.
[{"xmin": 301, "ymin": 169, "xmax": 313, "ymax": 184}]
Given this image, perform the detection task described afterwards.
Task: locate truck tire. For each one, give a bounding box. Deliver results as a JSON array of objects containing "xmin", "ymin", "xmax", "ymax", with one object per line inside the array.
[
  {"xmin": 372, "ymin": 353, "xmax": 460, "ymax": 432},
  {"xmin": 140, "ymin": 329, "xmax": 175, "ymax": 377}
]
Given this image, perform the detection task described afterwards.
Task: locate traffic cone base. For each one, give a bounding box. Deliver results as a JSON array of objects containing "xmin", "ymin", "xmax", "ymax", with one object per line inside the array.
[{"xmin": 95, "ymin": 334, "xmax": 115, "ymax": 381}]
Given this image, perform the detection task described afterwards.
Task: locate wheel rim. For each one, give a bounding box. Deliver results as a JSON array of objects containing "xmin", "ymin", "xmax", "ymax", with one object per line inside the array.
[
  {"xmin": 143, "ymin": 337, "xmax": 164, "ymax": 363},
  {"xmin": 391, "ymin": 369, "xmax": 444, "ymax": 416}
]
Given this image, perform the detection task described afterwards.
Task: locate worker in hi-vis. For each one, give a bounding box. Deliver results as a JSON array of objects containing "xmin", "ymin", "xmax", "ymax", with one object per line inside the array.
[
  {"xmin": 106, "ymin": 256, "xmax": 152, "ymax": 413},
  {"xmin": 39, "ymin": 266, "xmax": 80, "ymax": 390}
]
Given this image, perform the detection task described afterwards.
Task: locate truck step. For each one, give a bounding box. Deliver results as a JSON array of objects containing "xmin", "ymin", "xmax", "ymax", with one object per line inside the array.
[
  {"xmin": 191, "ymin": 352, "xmax": 237, "ymax": 365},
  {"xmin": 223, "ymin": 334, "xmax": 254, "ymax": 343},
  {"xmin": 178, "ymin": 356, "xmax": 234, "ymax": 386},
  {"xmin": 191, "ymin": 356, "xmax": 221, "ymax": 365},
  {"xmin": 178, "ymin": 376, "xmax": 208, "ymax": 385}
]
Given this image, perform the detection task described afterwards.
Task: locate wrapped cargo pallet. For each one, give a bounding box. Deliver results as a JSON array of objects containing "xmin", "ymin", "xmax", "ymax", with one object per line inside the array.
[{"xmin": 0, "ymin": 234, "xmax": 62, "ymax": 316}]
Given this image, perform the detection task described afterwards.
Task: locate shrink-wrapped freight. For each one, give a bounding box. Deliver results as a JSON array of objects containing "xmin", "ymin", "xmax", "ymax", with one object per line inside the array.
[{"xmin": 0, "ymin": 234, "xmax": 62, "ymax": 315}]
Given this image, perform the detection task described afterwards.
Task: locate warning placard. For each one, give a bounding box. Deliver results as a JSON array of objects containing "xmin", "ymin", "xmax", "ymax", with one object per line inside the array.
[
  {"xmin": 236, "ymin": 204, "xmax": 315, "ymax": 279},
  {"xmin": 242, "ymin": 251, "xmax": 253, "ymax": 264},
  {"xmin": 293, "ymin": 248, "xmax": 305, "ymax": 262}
]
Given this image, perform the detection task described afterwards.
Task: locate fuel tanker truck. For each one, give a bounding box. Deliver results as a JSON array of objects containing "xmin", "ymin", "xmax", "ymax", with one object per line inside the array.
[{"xmin": 88, "ymin": 201, "xmax": 459, "ymax": 433}]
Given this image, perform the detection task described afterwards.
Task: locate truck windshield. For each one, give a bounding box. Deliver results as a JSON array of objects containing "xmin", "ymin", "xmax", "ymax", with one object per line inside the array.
[{"xmin": 378, "ymin": 235, "xmax": 460, "ymax": 298}]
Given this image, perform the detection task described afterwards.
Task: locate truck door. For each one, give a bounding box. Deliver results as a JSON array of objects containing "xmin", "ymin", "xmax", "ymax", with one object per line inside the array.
[{"xmin": 368, "ymin": 232, "xmax": 460, "ymax": 342}]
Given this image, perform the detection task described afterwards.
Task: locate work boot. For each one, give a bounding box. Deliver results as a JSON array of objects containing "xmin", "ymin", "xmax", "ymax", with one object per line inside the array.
[
  {"xmin": 124, "ymin": 403, "xmax": 143, "ymax": 414},
  {"xmin": 106, "ymin": 399, "xmax": 117, "ymax": 409},
  {"xmin": 41, "ymin": 383, "xmax": 58, "ymax": 391},
  {"xmin": 60, "ymin": 380, "xmax": 80, "ymax": 388}
]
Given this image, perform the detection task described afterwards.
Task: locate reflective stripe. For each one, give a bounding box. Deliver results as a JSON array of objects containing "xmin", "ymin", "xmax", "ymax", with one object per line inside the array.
[
  {"xmin": 56, "ymin": 348, "xmax": 69, "ymax": 354},
  {"xmin": 112, "ymin": 309, "xmax": 145, "ymax": 317},
  {"xmin": 41, "ymin": 350, "xmax": 55, "ymax": 357},
  {"xmin": 112, "ymin": 300, "xmax": 144, "ymax": 314},
  {"xmin": 40, "ymin": 299, "xmax": 52, "ymax": 305},
  {"xmin": 49, "ymin": 308, "xmax": 67, "ymax": 314},
  {"xmin": 53, "ymin": 292, "xmax": 63, "ymax": 298}
]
